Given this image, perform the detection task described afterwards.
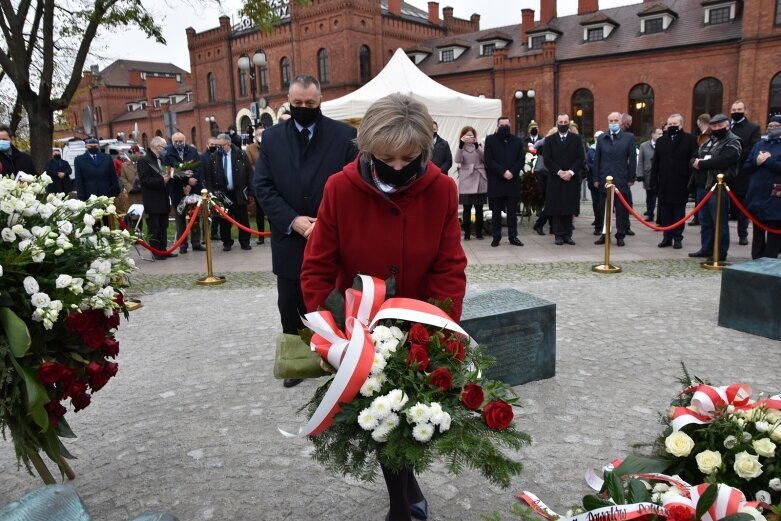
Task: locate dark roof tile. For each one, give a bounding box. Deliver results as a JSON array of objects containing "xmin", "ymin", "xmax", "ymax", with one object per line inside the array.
[{"xmin": 98, "ymin": 60, "xmax": 189, "ymax": 87}]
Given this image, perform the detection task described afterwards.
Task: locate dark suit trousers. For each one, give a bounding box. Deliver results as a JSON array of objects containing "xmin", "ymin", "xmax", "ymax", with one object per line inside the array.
[
  {"xmin": 175, "ymin": 209, "xmax": 201, "ymax": 249},
  {"xmin": 660, "ymin": 203, "xmax": 685, "ymax": 241},
  {"xmin": 381, "ymin": 464, "xmax": 425, "ymax": 521},
  {"xmin": 752, "ymin": 220, "xmax": 781, "ymax": 259},
  {"xmin": 551, "ymin": 215, "xmax": 573, "ymax": 239},
  {"xmin": 596, "ymin": 188, "xmax": 630, "ymax": 238},
  {"xmin": 147, "ymin": 213, "xmax": 169, "ymax": 252},
  {"xmin": 277, "ymin": 276, "xmax": 306, "ymax": 334},
  {"xmin": 489, "ymin": 196, "xmax": 519, "ymax": 240},
  {"xmin": 219, "ymin": 191, "xmax": 250, "ymax": 247},
  {"xmin": 253, "ymin": 195, "xmax": 266, "ymax": 232}
]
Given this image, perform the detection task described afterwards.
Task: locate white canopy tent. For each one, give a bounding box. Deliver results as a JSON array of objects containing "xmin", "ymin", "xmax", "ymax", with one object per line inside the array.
[{"xmin": 321, "ymin": 48, "xmax": 502, "ymax": 174}]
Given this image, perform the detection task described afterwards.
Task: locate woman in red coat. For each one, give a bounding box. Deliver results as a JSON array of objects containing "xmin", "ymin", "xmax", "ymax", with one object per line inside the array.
[{"xmin": 301, "ymin": 93, "xmax": 467, "ymax": 521}]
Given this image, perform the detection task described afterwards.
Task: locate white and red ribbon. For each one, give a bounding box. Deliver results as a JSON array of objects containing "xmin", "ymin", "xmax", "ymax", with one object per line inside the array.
[
  {"xmin": 517, "ymin": 491, "xmax": 665, "ymax": 521},
  {"xmin": 280, "ymin": 275, "xmax": 472, "ymax": 438},
  {"xmin": 585, "ymin": 460, "xmax": 691, "ymax": 494},
  {"xmin": 671, "ymin": 384, "xmax": 753, "ymax": 431},
  {"xmin": 663, "ymin": 484, "xmax": 750, "ymax": 521}
]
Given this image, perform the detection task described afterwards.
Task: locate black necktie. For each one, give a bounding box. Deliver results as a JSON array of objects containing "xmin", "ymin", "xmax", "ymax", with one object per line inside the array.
[
  {"xmin": 561, "ymin": 136, "xmax": 566, "ymax": 143},
  {"xmin": 301, "ymin": 128, "xmax": 310, "ymax": 147}
]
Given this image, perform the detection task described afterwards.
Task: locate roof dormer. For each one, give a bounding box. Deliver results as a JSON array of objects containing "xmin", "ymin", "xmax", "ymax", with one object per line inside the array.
[
  {"xmin": 637, "ymin": 4, "xmax": 678, "ymax": 34},
  {"xmin": 580, "ymin": 13, "xmax": 619, "ymax": 42},
  {"xmin": 435, "ymin": 40, "xmax": 470, "ymax": 63},
  {"xmin": 406, "ymin": 45, "xmax": 433, "ymax": 65},
  {"xmin": 701, "ymin": 0, "xmax": 738, "ymax": 25},
  {"xmin": 526, "ymin": 24, "xmax": 562, "ymax": 50},
  {"xmin": 476, "ymin": 31, "xmax": 513, "ymax": 57}
]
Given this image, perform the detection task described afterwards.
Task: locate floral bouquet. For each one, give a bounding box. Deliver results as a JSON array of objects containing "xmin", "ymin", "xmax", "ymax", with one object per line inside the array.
[
  {"xmin": 520, "ymin": 153, "xmax": 544, "ymax": 218},
  {"xmin": 290, "ymin": 275, "xmax": 530, "ymax": 488},
  {"xmin": 170, "ymin": 160, "xmax": 200, "ymax": 181},
  {"xmin": 0, "ymin": 173, "xmax": 135, "ymax": 480}
]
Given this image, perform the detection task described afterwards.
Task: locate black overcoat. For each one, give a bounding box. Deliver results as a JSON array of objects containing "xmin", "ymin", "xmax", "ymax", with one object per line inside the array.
[
  {"xmin": 542, "ymin": 132, "xmax": 585, "ymax": 215},
  {"xmin": 74, "ymin": 151, "xmax": 120, "ymax": 200},
  {"xmin": 650, "ymin": 131, "xmax": 698, "ymax": 205},
  {"xmin": 137, "ymin": 151, "xmax": 170, "ymax": 214},
  {"xmin": 483, "ymin": 132, "xmax": 525, "ymax": 198},
  {"xmin": 205, "ymin": 145, "xmax": 252, "ymax": 205}
]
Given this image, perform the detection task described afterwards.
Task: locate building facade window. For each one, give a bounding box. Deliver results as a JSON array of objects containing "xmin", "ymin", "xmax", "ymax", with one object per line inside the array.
[
  {"xmin": 514, "ymin": 92, "xmax": 536, "ymax": 139},
  {"xmin": 628, "ymin": 83, "xmax": 655, "ymax": 137},
  {"xmin": 482, "ymin": 43, "xmax": 495, "ymax": 56},
  {"xmin": 692, "ymin": 77, "xmax": 724, "ymax": 132},
  {"xmin": 207, "ymin": 73, "xmax": 217, "ymax": 102},
  {"xmin": 644, "ymin": 18, "xmax": 663, "ymax": 34},
  {"xmin": 210, "ymin": 120, "xmax": 219, "ymax": 137},
  {"xmin": 191, "ymin": 127, "xmax": 197, "ymax": 147},
  {"xmin": 441, "ymin": 49, "xmax": 454, "ymax": 62},
  {"xmin": 708, "ymin": 6, "xmax": 731, "ymax": 25},
  {"xmin": 258, "ymin": 65, "xmax": 268, "ymax": 92},
  {"xmin": 530, "ymin": 36, "xmax": 546, "ymax": 50},
  {"xmin": 359, "ymin": 45, "xmax": 371, "ymax": 83},
  {"xmin": 238, "ymin": 68, "xmax": 247, "ymax": 97},
  {"xmin": 318, "ymin": 48, "xmax": 330, "ymax": 84},
  {"xmin": 769, "ymin": 71, "xmax": 781, "ymax": 119},
  {"xmin": 571, "ymin": 88, "xmax": 594, "ymax": 139},
  {"xmin": 777, "ymin": 0, "xmax": 781, "ymax": 25},
  {"xmin": 280, "ymin": 57, "xmax": 291, "ymax": 89},
  {"xmin": 587, "ymin": 28, "xmax": 604, "ymax": 41}
]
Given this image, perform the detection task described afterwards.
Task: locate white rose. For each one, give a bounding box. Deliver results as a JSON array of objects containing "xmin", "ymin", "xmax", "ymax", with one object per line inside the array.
[
  {"xmin": 58, "ymin": 221, "xmax": 73, "ymax": 235},
  {"xmin": 740, "ymin": 506, "xmax": 767, "ymax": 521},
  {"xmin": 769, "ymin": 477, "xmax": 781, "ymax": 491},
  {"xmin": 1, "ymin": 228, "xmax": 16, "ymax": 242},
  {"xmin": 357, "ymin": 408, "xmax": 379, "ymax": 431},
  {"xmin": 23, "ymin": 276, "xmax": 39, "ymax": 295},
  {"xmin": 106, "ymin": 204, "xmax": 116, "ymax": 214},
  {"xmin": 0, "ymin": 201, "xmax": 15, "ymax": 214},
  {"xmin": 83, "ymin": 214, "xmax": 96, "ymax": 226},
  {"xmin": 755, "ymin": 421, "xmax": 770, "ymax": 433},
  {"xmin": 752, "ymin": 438, "xmax": 777, "ymax": 458},
  {"xmin": 18, "ymin": 239, "xmax": 31, "ymax": 251},
  {"xmin": 91, "ymin": 209, "xmax": 105, "ymax": 219},
  {"xmin": 387, "ymin": 389, "xmax": 408, "ymax": 411},
  {"xmin": 695, "ymin": 450, "xmax": 722, "ymax": 475},
  {"xmin": 55, "ymin": 274, "xmax": 73, "ymax": 288},
  {"xmin": 31, "ymin": 249, "xmax": 45, "ymax": 263},
  {"xmin": 412, "ymin": 423, "xmax": 434, "ymax": 443},
  {"xmin": 755, "ymin": 490, "xmax": 772, "ymax": 505},
  {"xmin": 734, "ymin": 451, "xmax": 763, "ymax": 479},
  {"xmin": 30, "ymin": 292, "xmax": 51, "ymax": 309},
  {"xmin": 665, "ymin": 431, "xmax": 695, "ymax": 457},
  {"xmin": 54, "ymin": 248, "xmax": 64, "ymax": 256},
  {"xmin": 769, "ymin": 426, "xmax": 781, "ymax": 442},
  {"xmin": 652, "ymin": 483, "xmax": 670, "ymax": 493},
  {"xmin": 38, "ymin": 203, "xmax": 54, "ymax": 220}
]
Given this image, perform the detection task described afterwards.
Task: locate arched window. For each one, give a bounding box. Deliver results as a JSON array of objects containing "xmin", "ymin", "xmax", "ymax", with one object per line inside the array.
[
  {"xmin": 280, "ymin": 57, "xmax": 291, "ymax": 89},
  {"xmin": 692, "ymin": 77, "xmax": 723, "ymax": 132},
  {"xmin": 238, "ymin": 68, "xmax": 247, "ymax": 97},
  {"xmin": 155, "ymin": 129, "xmax": 163, "ymax": 137},
  {"xmin": 239, "ymin": 115, "xmax": 252, "ymax": 136},
  {"xmin": 207, "ymin": 73, "xmax": 217, "ymax": 102},
  {"xmin": 191, "ymin": 126, "xmax": 197, "ymax": 148},
  {"xmin": 628, "ymin": 83, "xmax": 655, "ymax": 137},
  {"xmin": 260, "ymin": 112, "xmax": 273, "ymax": 129},
  {"xmin": 259, "ymin": 64, "xmax": 268, "ymax": 92},
  {"xmin": 513, "ymin": 91, "xmax": 536, "ymax": 138},
  {"xmin": 359, "ymin": 45, "xmax": 371, "ymax": 84},
  {"xmin": 210, "ymin": 120, "xmax": 219, "ymax": 138},
  {"xmin": 769, "ymin": 71, "xmax": 781, "ymax": 120},
  {"xmin": 318, "ymin": 48, "xmax": 330, "ymax": 85},
  {"xmin": 571, "ymin": 89, "xmax": 594, "ymax": 139}
]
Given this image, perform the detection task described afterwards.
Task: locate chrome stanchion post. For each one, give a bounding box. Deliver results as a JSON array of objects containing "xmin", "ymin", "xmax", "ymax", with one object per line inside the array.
[
  {"xmin": 701, "ymin": 173, "xmax": 730, "ymax": 270},
  {"xmin": 592, "ymin": 176, "xmax": 622, "ymax": 274},
  {"xmin": 196, "ymin": 189, "xmax": 226, "ymax": 286}
]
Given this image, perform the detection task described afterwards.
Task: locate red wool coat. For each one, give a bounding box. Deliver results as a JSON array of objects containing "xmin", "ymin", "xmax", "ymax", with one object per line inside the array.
[{"xmin": 301, "ymin": 156, "xmax": 468, "ymax": 321}]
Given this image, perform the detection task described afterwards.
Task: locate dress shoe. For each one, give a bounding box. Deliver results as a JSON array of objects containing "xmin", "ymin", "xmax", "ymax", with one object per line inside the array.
[
  {"xmin": 593, "ymin": 229, "xmax": 601, "ymax": 236},
  {"xmin": 463, "ymin": 234, "xmax": 471, "ymax": 241},
  {"xmin": 591, "ymin": 220, "xmax": 596, "ymax": 226},
  {"xmin": 223, "ymin": 245, "xmax": 232, "ymax": 252},
  {"xmin": 153, "ymin": 254, "xmax": 168, "ymax": 260},
  {"xmin": 509, "ymin": 237, "xmax": 524, "ymax": 246},
  {"xmin": 554, "ymin": 237, "xmax": 564, "ymax": 245},
  {"xmin": 490, "ymin": 238, "xmax": 500, "ymax": 247},
  {"xmin": 533, "ymin": 225, "xmax": 545, "ymax": 236},
  {"xmin": 241, "ymin": 244, "xmax": 252, "ymax": 250},
  {"xmin": 476, "ymin": 233, "xmax": 484, "ymax": 240},
  {"xmin": 192, "ymin": 245, "xmax": 205, "ymax": 251},
  {"xmin": 594, "ymin": 235, "xmax": 605, "ymax": 245},
  {"xmin": 179, "ymin": 247, "xmax": 188, "ymax": 254},
  {"xmin": 616, "ymin": 238, "xmax": 626, "ymax": 247},
  {"xmin": 283, "ymin": 378, "xmax": 303, "ymax": 388},
  {"xmin": 673, "ymin": 240, "xmax": 682, "ymax": 249},
  {"xmin": 212, "ymin": 235, "xmax": 222, "ymax": 241},
  {"xmin": 564, "ymin": 238, "xmax": 576, "ymax": 245},
  {"xmin": 688, "ymin": 250, "xmax": 708, "ymax": 258},
  {"xmin": 410, "ymin": 498, "xmax": 429, "ymax": 520},
  {"xmin": 658, "ymin": 239, "xmax": 672, "ymax": 248},
  {"xmin": 739, "ymin": 237, "xmax": 749, "ymax": 246},
  {"xmin": 256, "ymin": 237, "xmax": 265, "ymax": 245},
  {"xmin": 687, "ymin": 219, "xmax": 699, "ymax": 227},
  {"xmin": 626, "ymin": 229, "xmax": 635, "ymax": 236}
]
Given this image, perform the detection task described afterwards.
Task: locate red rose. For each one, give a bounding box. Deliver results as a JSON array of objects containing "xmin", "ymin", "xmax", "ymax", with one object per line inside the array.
[
  {"xmin": 82, "ymin": 329, "xmax": 105, "ymax": 349},
  {"xmin": 89, "ymin": 373, "xmax": 110, "ymax": 392},
  {"xmin": 71, "ymin": 392, "xmax": 91, "ymax": 412},
  {"xmin": 37, "ymin": 361, "xmax": 66, "ymax": 385},
  {"xmin": 106, "ymin": 311, "xmax": 120, "ymax": 330},
  {"xmin": 66, "ymin": 310, "xmax": 104, "ymax": 334},
  {"xmin": 461, "ymin": 383, "xmax": 484, "ymax": 410},
  {"xmin": 114, "ymin": 292, "xmax": 125, "ymax": 308},
  {"xmin": 44, "ymin": 401, "xmax": 66, "ymax": 427},
  {"xmin": 103, "ymin": 338, "xmax": 120, "ymax": 357},
  {"xmin": 666, "ymin": 504, "xmax": 694, "ymax": 521},
  {"xmin": 406, "ymin": 344, "xmax": 430, "ymax": 371},
  {"xmin": 65, "ymin": 380, "xmax": 87, "ymax": 399},
  {"xmin": 85, "ymin": 361, "xmax": 104, "ymax": 376},
  {"xmin": 444, "ymin": 339, "xmax": 465, "ymax": 362},
  {"xmin": 408, "ymin": 323, "xmax": 430, "ymax": 345},
  {"xmin": 483, "ymin": 400, "xmax": 514, "ymax": 430},
  {"xmin": 59, "ymin": 366, "xmax": 78, "ymax": 386},
  {"xmin": 103, "ymin": 362, "xmax": 119, "ymax": 377},
  {"xmin": 429, "ymin": 368, "xmax": 452, "ymax": 391}
]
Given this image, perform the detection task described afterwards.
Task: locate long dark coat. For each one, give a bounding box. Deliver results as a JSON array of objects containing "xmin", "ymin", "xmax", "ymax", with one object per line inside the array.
[
  {"xmin": 205, "ymin": 145, "xmax": 253, "ymax": 205},
  {"xmin": 730, "ymin": 118, "xmax": 761, "ymax": 197},
  {"xmin": 74, "ymin": 151, "xmax": 120, "ymax": 200},
  {"xmin": 650, "ymin": 131, "xmax": 698, "ymax": 205},
  {"xmin": 483, "ymin": 132, "xmax": 525, "ymax": 198},
  {"xmin": 137, "ymin": 151, "xmax": 170, "ymax": 214},
  {"xmin": 542, "ymin": 132, "xmax": 585, "ymax": 215}
]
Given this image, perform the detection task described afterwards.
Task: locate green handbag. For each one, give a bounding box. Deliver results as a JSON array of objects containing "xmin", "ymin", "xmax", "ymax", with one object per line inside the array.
[{"xmin": 273, "ymin": 333, "xmax": 334, "ymax": 380}]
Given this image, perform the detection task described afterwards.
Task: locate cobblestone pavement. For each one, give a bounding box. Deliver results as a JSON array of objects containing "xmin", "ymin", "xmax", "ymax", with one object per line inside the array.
[{"xmin": 1, "ymin": 189, "xmax": 777, "ymax": 520}]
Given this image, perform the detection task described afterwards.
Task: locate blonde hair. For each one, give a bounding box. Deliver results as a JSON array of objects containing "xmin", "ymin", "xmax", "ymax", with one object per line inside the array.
[{"xmin": 356, "ymin": 93, "xmax": 434, "ymax": 164}]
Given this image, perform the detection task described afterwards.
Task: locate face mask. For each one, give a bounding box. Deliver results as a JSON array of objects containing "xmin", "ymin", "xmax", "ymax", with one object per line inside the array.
[
  {"xmin": 216, "ymin": 146, "xmax": 226, "ymax": 155},
  {"xmin": 530, "ymin": 129, "xmax": 538, "ymax": 136},
  {"xmin": 289, "ymin": 105, "xmax": 321, "ymax": 127},
  {"xmin": 497, "ymin": 125, "xmax": 511, "ymax": 136},
  {"xmin": 0, "ymin": 140, "xmax": 11, "ymax": 152},
  {"xmin": 229, "ymin": 129, "xmax": 235, "ymax": 135},
  {"xmin": 711, "ymin": 128, "xmax": 728, "ymax": 139},
  {"xmin": 731, "ymin": 112, "xmax": 744, "ymax": 123},
  {"xmin": 557, "ymin": 124, "xmax": 569, "ymax": 134},
  {"xmin": 767, "ymin": 127, "xmax": 781, "ymax": 140},
  {"xmin": 608, "ymin": 123, "xmax": 621, "ymax": 134},
  {"xmin": 53, "ymin": 154, "xmax": 61, "ymax": 159},
  {"xmin": 207, "ymin": 146, "xmax": 217, "ymax": 153},
  {"xmin": 372, "ymin": 154, "xmax": 422, "ymax": 187},
  {"xmin": 87, "ymin": 146, "xmax": 99, "ymax": 154},
  {"xmin": 173, "ymin": 143, "xmax": 185, "ymax": 152},
  {"xmin": 667, "ymin": 126, "xmax": 679, "ymax": 136}
]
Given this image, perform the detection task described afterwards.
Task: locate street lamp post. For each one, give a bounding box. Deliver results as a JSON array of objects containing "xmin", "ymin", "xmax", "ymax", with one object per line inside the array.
[{"xmin": 237, "ymin": 50, "xmax": 267, "ymax": 129}]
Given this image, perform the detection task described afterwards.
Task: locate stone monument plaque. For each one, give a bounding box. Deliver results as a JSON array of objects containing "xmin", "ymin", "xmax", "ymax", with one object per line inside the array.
[
  {"xmin": 460, "ymin": 289, "xmax": 556, "ymax": 386},
  {"xmin": 718, "ymin": 258, "xmax": 781, "ymax": 340}
]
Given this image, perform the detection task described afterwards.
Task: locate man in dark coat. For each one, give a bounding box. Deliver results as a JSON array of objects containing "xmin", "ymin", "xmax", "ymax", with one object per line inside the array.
[
  {"xmin": 74, "ymin": 138, "xmax": 120, "ymax": 201},
  {"xmin": 729, "ymin": 100, "xmax": 762, "ymax": 245},
  {"xmin": 592, "ymin": 111, "xmax": 637, "ymax": 246},
  {"xmin": 137, "ymin": 136, "xmax": 176, "ymax": 260},
  {"xmin": 44, "ymin": 148, "xmax": 73, "ymax": 194},
  {"xmin": 430, "ymin": 121, "xmax": 452, "ymax": 174},
  {"xmin": 254, "ymin": 75, "xmax": 358, "ymax": 388},
  {"xmin": 484, "ymin": 116, "xmax": 525, "ymax": 247},
  {"xmin": 0, "ymin": 124, "xmax": 37, "ymax": 177},
  {"xmin": 199, "ymin": 137, "xmax": 222, "ymax": 240},
  {"xmin": 543, "ymin": 113, "xmax": 584, "ymax": 245},
  {"xmin": 206, "ymin": 133, "xmax": 254, "ymax": 252},
  {"xmin": 651, "ymin": 113, "xmax": 698, "ymax": 250},
  {"xmin": 743, "ymin": 115, "xmax": 781, "ymax": 259},
  {"xmin": 162, "ymin": 132, "xmax": 204, "ymax": 253}
]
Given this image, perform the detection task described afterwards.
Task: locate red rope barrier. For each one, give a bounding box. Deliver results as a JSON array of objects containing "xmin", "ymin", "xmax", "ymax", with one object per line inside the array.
[
  {"xmin": 726, "ymin": 191, "xmax": 781, "ymax": 235},
  {"xmin": 613, "ymin": 187, "xmax": 714, "ymax": 232},
  {"xmin": 117, "ymin": 203, "xmax": 201, "ymax": 255},
  {"xmin": 211, "ymin": 202, "xmax": 272, "ymax": 237}
]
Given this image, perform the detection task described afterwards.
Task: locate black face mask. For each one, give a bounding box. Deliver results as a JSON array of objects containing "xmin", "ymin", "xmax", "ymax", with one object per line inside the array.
[
  {"xmin": 731, "ymin": 112, "xmax": 744, "ymax": 123},
  {"xmin": 557, "ymin": 124, "xmax": 570, "ymax": 134},
  {"xmin": 497, "ymin": 125, "xmax": 511, "ymax": 136},
  {"xmin": 711, "ymin": 128, "xmax": 728, "ymax": 139},
  {"xmin": 207, "ymin": 146, "xmax": 217, "ymax": 153},
  {"xmin": 87, "ymin": 146, "xmax": 99, "ymax": 154},
  {"xmin": 530, "ymin": 129, "xmax": 538, "ymax": 136},
  {"xmin": 667, "ymin": 126, "xmax": 679, "ymax": 136},
  {"xmin": 289, "ymin": 105, "xmax": 321, "ymax": 127},
  {"xmin": 372, "ymin": 154, "xmax": 422, "ymax": 187},
  {"xmin": 53, "ymin": 154, "xmax": 61, "ymax": 159}
]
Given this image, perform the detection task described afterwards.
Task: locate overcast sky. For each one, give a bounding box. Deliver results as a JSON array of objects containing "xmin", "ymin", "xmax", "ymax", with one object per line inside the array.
[{"xmin": 96, "ymin": 0, "xmax": 637, "ymax": 72}]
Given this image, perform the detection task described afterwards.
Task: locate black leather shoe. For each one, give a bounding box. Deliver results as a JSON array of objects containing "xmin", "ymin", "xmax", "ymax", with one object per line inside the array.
[
  {"xmin": 179, "ymin": 247, "xmax": 188, "ymax": 254},
  {"xmin": 410, "ymin": 498, "xmax": 428, "ymax": 520},
  {"xmin": 593, "ymin": 229, "xmax": 601, "ymax": 236},
  {"xmin": 223, "ymin": 245, "xmax": 232, "ymax": 252},
  {"xmin": 192, "ymin": 245, "xmax": 205, "ymax": 251},
  {"xmin": 476, "ymin": 233, "xmax": 484, "ymax": 240},
  {"xmin": 463, "ymin": 234, "xmax": 471, "ymax": 241},
  {"xmin": 283, "ymin": 378, "xmax": 303, "ymax": 388},
  {"xmin": 673, "ymin": 240, "xmax": 682, "ymax": 249},
  {"xmin": 594, "ymin": 235, "xmax": 605, "ymax": 245},
  {"xmin": 687, "ymin": 220, "xmax": 699, "ymax": 227},
  {"xmin": 153, "ymin": 254, "xmax": 168, "ymax": 260},
  {"xmin": 256, "ymin": 237, "xmax": 265, "ymax": 245},
  {"xmin": 626, "ymin": 229, "xmax": 635, "ymax": 236},
  {"xmin": 241, "ymin": 244, "xmax": 252, "ymax": 250},
  {"xmin": 509, "ymin": 237, "xmax": 524, "ymax": 246},
  {"xmin": 564, "ymin": 238, "xmax": 576, "ymax": 245},
  {"xmin": 554, "ymin": 237, "xmax": 564, "ymax": 245},
  {"xmin": 688, "ymin": 250, "xmax": 708, "ymax": 257},
  {"xmin": 533, "ymin": 225, "xmax": 545, "ymax": 236},
  {"xmin": 616, "ymin": 238, "xmax": 626, "ymax": 247},
  {"xmin": 739, "ymin": 237, "xmax": 749, "ymax": 246},
  {"xmin": 658, "ymin": 239, "xmax": 672, "ymax": 248},
  {"xmin": 490, "ymin": 238, "xmax": 500, "ymax": 247},
  {"xmin": 212, "ymin": 235, "xmax": 222, "ymax": 241}
]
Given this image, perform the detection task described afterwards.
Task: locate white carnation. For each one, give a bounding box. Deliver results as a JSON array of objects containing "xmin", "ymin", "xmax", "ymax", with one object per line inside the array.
[
  {"xmin": 371, "ymin": 325, "xmax": 392, "ymax": 342},
  {"xmin": 359, "ymin": 375, "xmax": 381, "ymax": 397},
  {"xmin": 370, "ymin": 353, "xmax": 386, "ymax": 375},
  {"xmin": 389, "ymin": 326, "xmax": 404, "ymax": 339},
  {"xmin": 412, "ymin": 423, "xmax": 435, "ymax": 443},
  {"xmin": 23, "ymin": 276, "xmax": 39, "ymax": 295},
  {"xmin": 357, "ymin": 408, "xmax": 379, "ymax": 431},
  {"xmin": 380, "ymin": 413, "xmax": 400, "ymax": 431},
  {"xmin": 428, "ymin": 402, "xmax": 444, "ymax": 425},
  {"xmin": 438, "ymin": 412, "xmax": 452, "ymax": 432},
  {"xmin": 387, "ymin": 389, "xmax": 409, "ymax": 411},
  {"xmin": 371, "ymin": 425, "xmax": 390, "ymax": 442},
  {"xmin": 370, "ymin": 396, "xmax": 392, "ymax": 420},
  {"xmin": 30, "ymin": 292, "xmax": 51, "ymax": 309},
  {"xmin": 407, "ymin": 403, "xmax": 430, "ymax": 424},
  {"xmin": 55, "ymin": 274, "xmax": 73, "ymax": 288}
]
